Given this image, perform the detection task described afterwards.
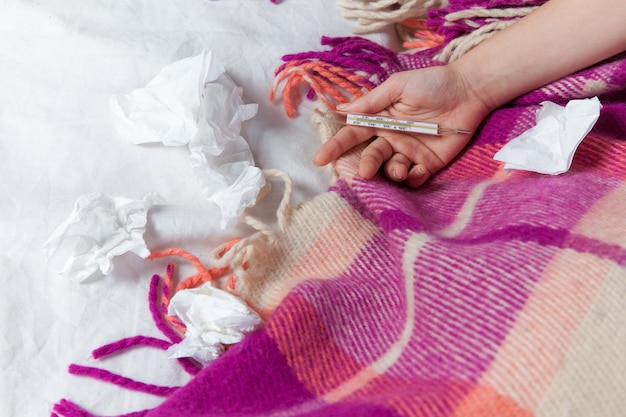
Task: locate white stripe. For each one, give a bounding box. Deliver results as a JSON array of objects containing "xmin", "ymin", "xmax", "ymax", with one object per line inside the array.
[
  {"xmin": 323, "ymin": 233, "xmax": 426, "ymax": 402},
  {"xmin": 438, "ymin": 180, "xmax": 498, "ymax": 238}
]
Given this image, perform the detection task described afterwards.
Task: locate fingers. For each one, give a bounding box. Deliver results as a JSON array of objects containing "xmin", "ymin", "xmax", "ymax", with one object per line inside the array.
[
  {"xmin": 393, "ymin": 137, "xmax": 443, "ymax": 188},
  {"xmin": 359, "ymin": 137, "xmax": 394, "ymax": 178},
  {"xmin": 366, "ymin": 133, "xmax": 445, "ymax": 187},
  {"xmin": 313, "ymin": 125, "xmax": 375, "ymax": 167},
  {"xmin": 383, "ymin": 153, "xmax": 411, "ymax": 181},
  {"xmin": 406, "ymin": 164, "xmax": 432, "ymax": 188},
  {"xmin": 358, "ymin": 135, "xmax": 439, "ymax": 187},
  {"xmin": 314, "ymin": 73, "xmax": 407, "ymax": 167},
  {"xmin": 315, "ymin": 128, "xmax": 444, "ymax": 188}
]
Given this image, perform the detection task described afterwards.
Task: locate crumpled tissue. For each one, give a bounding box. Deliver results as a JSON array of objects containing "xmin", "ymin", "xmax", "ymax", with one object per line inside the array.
[
  {"xmin": 43, "ymin": 193, "xmax": 155, "ymax": 282},
  {"xmin": 493, "ymin": 97, "xmax": 602, "ymax": 174},
  {"xmin": 166, "ymin": 282, "xmax": 263, "ymax": 364},
  {"xmin": 110, "ymin": 49, "xmax": 265, "ymax": 228}
]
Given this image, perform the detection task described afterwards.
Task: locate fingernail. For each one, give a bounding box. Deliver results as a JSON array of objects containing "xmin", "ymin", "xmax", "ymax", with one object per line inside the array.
[
  {"xmin": 336, "ymin": 103, "xmax": 349, "ymax": 110},
  {"xmin": 312, "ymin": 156, "xmax": 324, "ymax": 166}
]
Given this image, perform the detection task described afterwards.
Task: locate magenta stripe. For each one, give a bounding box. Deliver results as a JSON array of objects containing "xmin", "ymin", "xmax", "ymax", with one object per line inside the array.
[
  {"xmin": 564, "ymin": 233, "xmax": 626, "ymax": 266},
  {"xmin": 297, "ymin": 231, "xmax": 407, "ymax": 365},
  {"xmin": 403, "ymin": 239, "xmax": 549, "ymax": 379}
]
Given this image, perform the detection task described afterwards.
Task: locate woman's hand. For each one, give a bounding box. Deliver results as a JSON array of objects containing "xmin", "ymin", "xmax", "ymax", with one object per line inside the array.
[
  {"xmin": 314, "ymin": 0, "xmax": 626, "ymax": 188},
  {"xmin": 313, "ymin": 65, "xmax": 491, "ymax": 188}
]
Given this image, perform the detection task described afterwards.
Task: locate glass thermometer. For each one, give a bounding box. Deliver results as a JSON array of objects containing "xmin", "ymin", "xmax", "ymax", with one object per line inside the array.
[{"xmin": 342, "ymin": 113, "xmax": 472, "ymax": 136}]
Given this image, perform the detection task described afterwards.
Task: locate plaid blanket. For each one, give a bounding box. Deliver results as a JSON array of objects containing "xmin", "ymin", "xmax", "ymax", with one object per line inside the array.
[
  {"xmin": 53, "ymin": 1, "xmax": 626, "ymax": 416},
  {"xmin": 143, "ymin": 64, "xmax": 626, "ymax": 417}
]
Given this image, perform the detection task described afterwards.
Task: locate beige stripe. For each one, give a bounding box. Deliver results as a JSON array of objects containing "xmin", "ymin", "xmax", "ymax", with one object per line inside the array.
[
  {"xmin": 572, "ymin": 182, "xmax": 626, "ymax": 247},
  {"xmin": 536, "ymin": 263, "xmax": 626, "ymax": 417}
]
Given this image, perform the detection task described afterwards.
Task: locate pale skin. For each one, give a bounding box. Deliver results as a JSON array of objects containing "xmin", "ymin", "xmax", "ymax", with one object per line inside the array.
[{"xmin": 313, "ymin": 0, "xmax": 626, "ymax": 188}]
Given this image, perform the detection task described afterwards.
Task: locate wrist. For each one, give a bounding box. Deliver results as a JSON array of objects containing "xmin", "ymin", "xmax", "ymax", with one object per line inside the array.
[{"xmin": 448, "ymin": 58, "xmax": 502, "ymax": 119}]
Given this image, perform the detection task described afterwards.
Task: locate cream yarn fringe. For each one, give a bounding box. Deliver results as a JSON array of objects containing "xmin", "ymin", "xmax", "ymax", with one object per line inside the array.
[
  {"xmin": 338, "ymin": 0, "xmax": 449, "ymax": 34},
  {"xmin": 338, "ymin": 0, "xmax": 538, "ymax": 62},
  {"xmin": 435, "ymin": 6, "xmax": 538, "ymax": 62}
]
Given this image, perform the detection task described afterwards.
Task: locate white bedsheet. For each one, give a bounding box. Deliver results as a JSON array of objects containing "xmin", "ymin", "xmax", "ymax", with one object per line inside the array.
[{"xmin": 0, "ymin": 1, "xmax": 391, "ymax": 415}]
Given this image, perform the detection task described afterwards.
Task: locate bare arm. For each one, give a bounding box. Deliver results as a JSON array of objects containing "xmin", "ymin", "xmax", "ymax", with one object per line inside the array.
[
  {"xmin": 315, "ymin": 0, "xmax": 626, "ymax": 187},
  {"xmin": 456, "ymin": 0, "xmax": 626, "ymax": 112}
]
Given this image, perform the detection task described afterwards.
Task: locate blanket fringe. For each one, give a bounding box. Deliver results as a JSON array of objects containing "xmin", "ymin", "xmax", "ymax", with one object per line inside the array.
[
  {"xmin": 270, "ymin": 36, "xmax": 401, "ymax": 117},
  {"xmin": 270, "ymin": 1, "xmax": 550, "ymax": 117},
  {"xmin": 51, "ymin": 399, "xmax": 150, "ymax": 417},
  {"xmin": 429, "ymin": 3, "xmax": 540, "ymax": 62},
  {"xmin": 50, "ymin": 270, "xmax": 203, "ymax": 417},
  {"xmin": 337, "ymin": 0, "xmax": 449, "ymax": 34},
  {"xmin": 396, "ymin": 18, "xmax": 446, "ymax": 51},
  {"xmin": 51, "ymin": 169, "xmax": 296, "ymax": 417},
  {"xmin": 209, "ymin": 169, "xmax": 294, "ymax": 296}
]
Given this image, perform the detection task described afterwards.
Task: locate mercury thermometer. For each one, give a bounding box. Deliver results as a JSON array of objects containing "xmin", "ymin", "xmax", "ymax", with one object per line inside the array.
[{"xmin": 340, "ymin": 113, "xmax": 472, "ymax": 136}]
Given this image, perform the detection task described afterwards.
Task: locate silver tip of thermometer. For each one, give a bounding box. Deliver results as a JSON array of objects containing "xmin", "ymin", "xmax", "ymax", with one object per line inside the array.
[{"xmin": 331, "ymin": 112, "xmax": 472, "ymax": 136}]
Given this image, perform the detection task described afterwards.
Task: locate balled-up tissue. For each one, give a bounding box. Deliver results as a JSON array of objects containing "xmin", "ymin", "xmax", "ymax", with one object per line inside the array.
[
  {"xmin": 493, "ymin": 97, "xmax": 602, "ymax": 174},
  {"xmin": 43, "ymin": 193, "xmax": 155, "ymax": 282},
  {"xmin": 166, "ymin": 282, "xmax": 263, "ymax": 364},
  {"xmin": 110, "ymin": 50, "xmax": 264, "ymax": 228}
]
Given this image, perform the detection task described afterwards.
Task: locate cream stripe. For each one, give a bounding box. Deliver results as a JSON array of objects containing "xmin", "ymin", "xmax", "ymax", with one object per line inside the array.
[
  {"xmin": 536, "ymin": 264, "xmax": 626, "ymax": 417},
  {"xmin": 439, "ymin": 180, "xmax": 498, "ymax": 238},
  {"xmin": 322, "ymin": 233, "xmax": 427, "ymax": 402},
  {"xmin": 478, "ymin": 250, "xmax": 611, "ymax": 410}
]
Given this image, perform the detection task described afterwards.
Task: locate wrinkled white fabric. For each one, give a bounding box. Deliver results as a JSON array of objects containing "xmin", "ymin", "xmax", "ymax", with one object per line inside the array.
[{"xmin": 167, "ymin": 283, "xmax": 263, "ymax": 364}]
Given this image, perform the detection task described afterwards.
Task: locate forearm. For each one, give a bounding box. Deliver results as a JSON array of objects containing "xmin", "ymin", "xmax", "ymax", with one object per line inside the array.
[{"xmin": 452, "ymin": 0, "xmax": 626, "ymax": 112}]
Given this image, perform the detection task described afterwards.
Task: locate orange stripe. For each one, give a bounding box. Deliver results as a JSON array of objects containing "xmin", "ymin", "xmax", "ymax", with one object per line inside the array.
[{"xmin": 266, "ymin": 292, "xmax": 365, "ymax": 395}]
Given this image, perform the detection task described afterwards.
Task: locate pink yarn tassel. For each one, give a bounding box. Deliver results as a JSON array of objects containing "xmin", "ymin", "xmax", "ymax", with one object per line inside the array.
[
  {"xmin": 92, "ymin": 336, "xmax": 172, "ymax": 359},
  {"xmin": 51, "ymin": 399, "xmax": 149, "ymax": 417},
  {"xmin": 68, "ymin": 364, "xmax": 179, "ymax": 397}
]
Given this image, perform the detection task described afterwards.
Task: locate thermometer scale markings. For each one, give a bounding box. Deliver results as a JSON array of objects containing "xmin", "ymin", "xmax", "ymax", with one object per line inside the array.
[{"xmin": 346, "ymin": 114, "xmax": 440, "ymax": 135}]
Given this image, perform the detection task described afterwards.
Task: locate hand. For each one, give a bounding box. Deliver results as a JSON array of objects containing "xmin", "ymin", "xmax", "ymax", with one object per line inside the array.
[{"xmin": 313, "ymin": 65, "xmax": 491, "ymax": 188}]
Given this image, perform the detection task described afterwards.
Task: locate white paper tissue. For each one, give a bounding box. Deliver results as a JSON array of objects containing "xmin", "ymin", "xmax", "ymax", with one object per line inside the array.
[
  {"xmin": 166, "ymin": 282, "xmax": 263, "ymax": 364},
  {"xmin": 109, "ymin": 51, "xmax": 216, "ymax": 146},
  {"xmin": 110, "ymin": 50, "xmax": 265, "ymax": 227},
  {"xmin": 43, "ymin": 193, "xmax": 155, "ymax": 282},
  {"xmin": 493, "ymin": 97, "xmax": 602, "ymax": 174}
]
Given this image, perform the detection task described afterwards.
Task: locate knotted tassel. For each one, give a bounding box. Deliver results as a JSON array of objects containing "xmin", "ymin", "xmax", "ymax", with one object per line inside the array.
[
  {"xmin": 271, "ymin": 36, "xmax": 402, "ymax": 116},
  {"xmin": 52, "ymin": 399, "xmax": 150, "ymax": 417},
  {"xmin": 425, "ymin": 0, "xmax": 545, "ymax": 62}
]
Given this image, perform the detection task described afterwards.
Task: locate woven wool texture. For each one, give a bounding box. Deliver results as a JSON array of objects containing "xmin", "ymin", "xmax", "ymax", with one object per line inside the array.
[
  {"xmin": 54, "ymin": 1, "xmax": 626, "ymax": 416},
  {"xmin": 139, "ymin": 48, "xmax": 626, "ymax": 415}
]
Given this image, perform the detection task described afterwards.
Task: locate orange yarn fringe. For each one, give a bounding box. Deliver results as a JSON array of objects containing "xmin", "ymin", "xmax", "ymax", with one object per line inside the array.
[
  {"xmin": 400, "ymin": 19, "xmax": 445, "ymax": 50},
  {"xmin": 271, "ymin": 60, "xmax": 373, "ymax": 117},
  {"xmin": 148, "ymin": 242, "xmax": 240, "ymax": 333}
]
